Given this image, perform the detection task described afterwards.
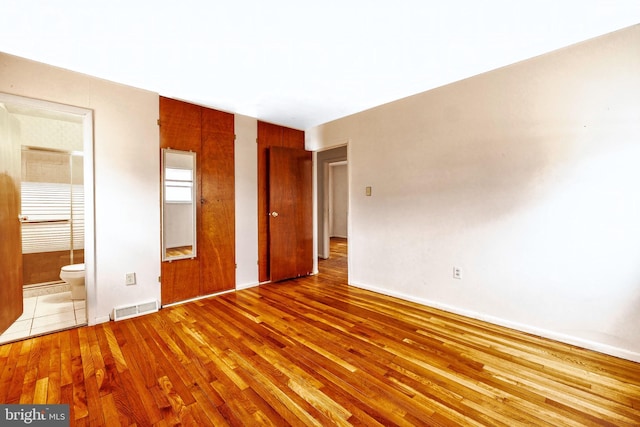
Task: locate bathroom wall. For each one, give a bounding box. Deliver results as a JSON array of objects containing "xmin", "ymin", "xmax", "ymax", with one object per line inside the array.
[
  {"xmin": 14, "ymin": 113, "xmax": 83, "ymax": 152},
  {"xmin": 1, "ymin": 52, "xmax": 161, "ymax": 323}
]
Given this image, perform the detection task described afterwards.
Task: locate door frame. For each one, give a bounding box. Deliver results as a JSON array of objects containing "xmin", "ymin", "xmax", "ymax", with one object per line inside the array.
[
  {"xmin": 313, "ymin": 143, "xmax": 349, "ymax": 276},
  {"xmin": 0, "ymin": 92, "xmax": 95, "ymax": 325}
]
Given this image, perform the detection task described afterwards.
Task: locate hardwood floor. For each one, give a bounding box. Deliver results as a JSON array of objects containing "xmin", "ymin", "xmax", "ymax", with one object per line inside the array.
[
  {"xmin": 164, "ymin": 246, "xmax": 194, "ymax": 258},
  {"xmin": 1, "ymin": 237, "xmax": 639, "ymax": 426}
]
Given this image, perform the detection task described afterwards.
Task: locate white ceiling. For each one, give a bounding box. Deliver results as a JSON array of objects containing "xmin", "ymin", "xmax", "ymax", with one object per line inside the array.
[{"xmin": 1, "ymin": 1, "xmax": 639, "ymax": 130}]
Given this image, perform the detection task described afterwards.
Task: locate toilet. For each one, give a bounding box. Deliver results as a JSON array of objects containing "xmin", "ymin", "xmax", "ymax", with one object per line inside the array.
[{"xmin": 60, "ymin": 263, "xmax": 85, "ymax": 300}]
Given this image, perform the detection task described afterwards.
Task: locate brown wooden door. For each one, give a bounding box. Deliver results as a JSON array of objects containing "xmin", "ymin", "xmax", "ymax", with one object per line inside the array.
[
  {"xmin": 257, "ymin": 121, "xmax": 306, "ymax": 282},
  {"xmin": 160, "ymin": 97, "xmax": 201, "ymax": 305},
  {"xmin": 160, "ymin": 97, "xmax": 236, "ymax": 305},
  {"xmin": 0, "ymin": 108, "xmax": 24, "ymax": 334},
  {"xmin": 268, "ymin": 146, "xmax": 313, "ymax": 282},
  {"xmin": 200, "ymin": 108, "xmax": 235, "ymax": 295}
]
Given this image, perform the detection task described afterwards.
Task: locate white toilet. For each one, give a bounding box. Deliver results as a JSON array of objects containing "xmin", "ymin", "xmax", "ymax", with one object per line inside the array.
[{"xmin": 60, "ymin": 263, "xmax": 85, "ymax": 300}]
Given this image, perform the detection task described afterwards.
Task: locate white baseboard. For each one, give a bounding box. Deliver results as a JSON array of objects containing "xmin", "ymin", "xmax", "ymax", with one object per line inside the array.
[
  {"xmin": 93, "ymin": 315, "xmax": 110, "ymax": 325},
  {"xmin": 349, "ymin": 281, "xmax": 640, "ymax": 363},
  {"xmin": 162, "ymin": 289, "xmax": 235, "ymax": 308},
  {"xmin": 236, "ymin": 282, "xmax": 260, "ymax": 291}
]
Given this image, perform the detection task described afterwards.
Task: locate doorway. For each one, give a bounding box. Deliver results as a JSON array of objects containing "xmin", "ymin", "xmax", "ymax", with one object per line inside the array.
[
  {"xmin": 0, "ymin": 93, "xmax": 94, "ymax": 343},
  {"xmin": 316, "ymin": 145, "xmax": 348, "ymax": 269},
  {"xmin": 328, "ymin": 161, "xmax": 348, "ymax": 239},
  {"xmin": 257, "ymin": 121, "xmax": 312, "ymax": 284}
]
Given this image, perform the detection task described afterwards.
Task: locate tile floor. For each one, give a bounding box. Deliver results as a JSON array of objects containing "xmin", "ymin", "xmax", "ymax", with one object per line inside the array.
[{"xmin": 0, "ymin": 291, "xmax": 86, "ymax": 344}]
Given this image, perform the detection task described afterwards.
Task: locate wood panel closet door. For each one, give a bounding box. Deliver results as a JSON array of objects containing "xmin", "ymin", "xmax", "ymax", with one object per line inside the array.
[
  {"xmin": 160, "ymin": 97, "xmax": 202, "ymax": 305},
  {"xmin": 200, "ymin": 108, "xmax": 235, "ymax": 295}
]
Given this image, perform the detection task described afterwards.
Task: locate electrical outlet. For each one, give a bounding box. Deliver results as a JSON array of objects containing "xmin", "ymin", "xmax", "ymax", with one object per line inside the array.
[
  {"xmin": 453, "ymin": 266, "xmax": 462, "ymax": 280},
  {"xmin": 125, "ymin": 272, "xmax": 136, "ymax": 285}
]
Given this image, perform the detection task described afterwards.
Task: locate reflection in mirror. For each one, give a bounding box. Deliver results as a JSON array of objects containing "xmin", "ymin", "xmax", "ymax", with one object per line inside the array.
[{"xmin": 162, "ymin": 149, "xmax": 196, "ymax": 261}]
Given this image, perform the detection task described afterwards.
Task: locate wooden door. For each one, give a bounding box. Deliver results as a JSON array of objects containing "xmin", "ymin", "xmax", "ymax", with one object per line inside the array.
[
  {"xmin": 159, "ymin": 97, "xmax": 201, "ymax": 305},
  {"xmin": 160, "ymin": 97, "xmax": 236, "ymax": 305},
  {"xmin": 268, "ymin": 146, "xmax": 313, "ymax": 282},
  {"xmin": 257, "ymin": 121, "xmax": 306, "ymax": 282},
  {"xmin": 0, "ymin": 107, "xmax": 23, "ymax": 333},
  {"xmin": 200, "ymin": 108, "xmax": 235, "ymax": 294}
]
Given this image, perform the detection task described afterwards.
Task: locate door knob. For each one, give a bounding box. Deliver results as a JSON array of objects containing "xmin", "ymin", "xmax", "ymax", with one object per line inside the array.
[{"xmin": 270, "ymin": 211, "xmax": 279, "ymax": 218}]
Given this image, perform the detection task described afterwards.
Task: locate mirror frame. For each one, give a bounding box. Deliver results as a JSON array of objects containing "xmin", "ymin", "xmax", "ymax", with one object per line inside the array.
[{"xmin": 161, "ymin": 148, "xmax": 197, "ymax": 261}]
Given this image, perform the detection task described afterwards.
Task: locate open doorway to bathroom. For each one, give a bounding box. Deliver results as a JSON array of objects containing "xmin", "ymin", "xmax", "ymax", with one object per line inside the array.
[{"xmin": 0, "ymin": 94, "xmax": 93, "ymax": 344}]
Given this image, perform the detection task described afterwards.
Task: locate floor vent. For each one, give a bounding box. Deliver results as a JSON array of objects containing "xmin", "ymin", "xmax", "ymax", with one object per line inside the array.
[{"xmin": 111, "ymin": 300, "xmax": 159, "ymax": 321}]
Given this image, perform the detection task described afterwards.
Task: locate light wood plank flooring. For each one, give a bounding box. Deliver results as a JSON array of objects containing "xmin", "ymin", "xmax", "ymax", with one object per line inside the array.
[{"xmin": 1, "ymin": 237, "xmax": 639, "ymax": 426}]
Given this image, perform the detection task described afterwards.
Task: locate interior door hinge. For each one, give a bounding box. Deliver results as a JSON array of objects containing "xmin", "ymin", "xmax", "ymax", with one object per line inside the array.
[{"xmin": 157, "ymin": 119, "xmax": 161, "ymax": 126}]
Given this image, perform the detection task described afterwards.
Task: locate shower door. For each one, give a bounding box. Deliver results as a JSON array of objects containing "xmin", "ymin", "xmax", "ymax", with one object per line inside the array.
[{"xmin": 21, "ymin": 149, "xmax": 84, "ymax": 286}]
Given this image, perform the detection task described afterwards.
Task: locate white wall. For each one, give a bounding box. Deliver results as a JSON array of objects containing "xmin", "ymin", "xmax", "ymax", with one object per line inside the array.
[
  {"xmin": 307, "ymin": 25, "xmax": 640, "ymax": 362},
  {"xmin": 235, "ymin": 114, "xmax": 259, "ymax": 289},
  {"xmin": 1, "ymin": 52, "xmax": 161, "ymax": 324},
  {"xmin": 329, "ymin": 163, "xmax": 348, "ymax": 238},
  {"xmin": 1, "ymin": 53, "xmax": 264, "ymax": 323}
]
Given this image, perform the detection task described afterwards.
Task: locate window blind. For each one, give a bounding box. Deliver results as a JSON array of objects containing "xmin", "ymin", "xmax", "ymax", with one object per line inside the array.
[{"xmin": 21, "ymin": 182, "xmax": 84, "ymax": 254}]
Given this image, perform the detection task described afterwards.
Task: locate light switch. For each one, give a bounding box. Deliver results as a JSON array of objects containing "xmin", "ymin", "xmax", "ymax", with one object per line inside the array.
[{"xmin": 365, "ymin": 186, "xmax": 372, "ymax": 196}]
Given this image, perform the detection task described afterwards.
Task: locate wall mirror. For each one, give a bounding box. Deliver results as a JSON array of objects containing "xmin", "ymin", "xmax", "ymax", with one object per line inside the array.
[{"xmin": 162, "ymin": 148, "xmax": 197, "ymax": 261}]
